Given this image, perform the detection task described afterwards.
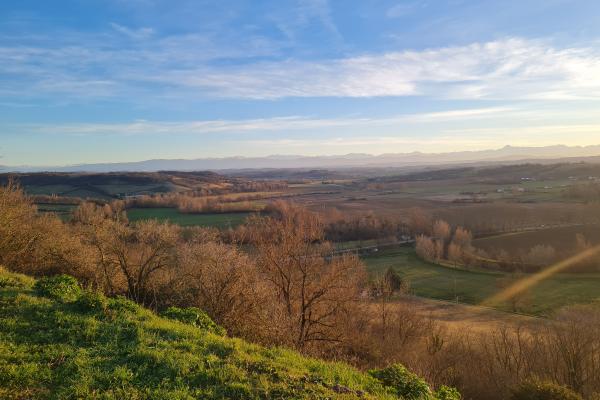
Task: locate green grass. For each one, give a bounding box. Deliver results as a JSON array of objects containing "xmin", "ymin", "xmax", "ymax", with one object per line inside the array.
[
  {"xmin": 362, "ymin": 246, "xmax": 600, "ymax": 315},
  {"xmin": 127, "ymin": 208, "xmax": 251, "ymax": 228},
  {"xmin": 0, "ymin": 267, "xmax": 415, "ymax": 399}
]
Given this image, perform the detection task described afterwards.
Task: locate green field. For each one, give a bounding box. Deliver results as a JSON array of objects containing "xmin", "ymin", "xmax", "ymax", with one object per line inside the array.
[
  {"xmin": 127, "ymin": 207, "xmax": 251, "ymax": 228},
  {"xmin": 362, "ymin": 246, "xmax": 600, "ymax": 315}
]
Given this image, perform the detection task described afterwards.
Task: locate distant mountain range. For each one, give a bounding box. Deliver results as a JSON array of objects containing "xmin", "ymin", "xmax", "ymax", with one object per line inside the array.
[{"xmin": 4, "ymin": 145, "xmax": 600, "ymax": 172}]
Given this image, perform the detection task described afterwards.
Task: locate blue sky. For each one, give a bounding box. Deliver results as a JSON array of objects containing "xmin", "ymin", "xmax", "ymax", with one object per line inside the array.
[{"xmin": 1, "ymin": 0, "xmax": 600, "ymax": 166}]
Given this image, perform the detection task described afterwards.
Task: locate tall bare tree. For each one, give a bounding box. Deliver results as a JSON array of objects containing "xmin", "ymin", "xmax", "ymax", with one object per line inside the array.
[
  {"xmin": 76, "ymin": 202, "xmax": 179, "ymax": 306},
  {"xmin": 248, "ymin": 204, "xmax": 366, "ymax": 350}
]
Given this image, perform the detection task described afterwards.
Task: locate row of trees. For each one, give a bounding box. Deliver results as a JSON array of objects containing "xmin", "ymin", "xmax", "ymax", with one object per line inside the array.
[
  {"xmin": 323, "ymin": 209, "xmax": 408, "ymax": 242},
  {"xmin": 124, "ymin": 192, "xmax": 270, "ymax": 214},
  {"xmin": 414, "ymin": 219, "xmax": 474, "ymax": 265},
  {"xmin": 480, "ymin": 234, "xmax": 600, "ymax": 273},
  {"xmin": 411, "ymin": 214, "xmax": 598, "ymax": 273}
]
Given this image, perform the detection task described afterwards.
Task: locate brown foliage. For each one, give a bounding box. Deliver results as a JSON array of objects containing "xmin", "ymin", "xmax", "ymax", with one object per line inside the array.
[
  {"xmin": 0, "ymin": 182, "xmax": 92, "ymax": 276},
  {"xmin": 6, "ymin": 182, "xmax": 600, "ymax": 399},
  {"xmin": 415, "ymin": 235, "xmax": 436, "ymax": 261},
  {"xmin": 452, "ymin": 227, "xmax": 473, "ymax": 249},
  {"xmin": 523, "ymin": 244, "xmax": 557, "ymax": 266},
  {"xmin": 248, "ymin": 203, "xmax": 366, "ymax": 351},
  {"xmin": 408, "ymin": 207, "xmax": 433, "ymax": 236},
  {"xmin": 433, "ymin": 220, "xmax": 451, "ymax": 244},
  {"xmin": 175, "ymin": 240, "xmax": 269, "ymax": 340},
  {"xmin": 76, "ymin": 203, "xmax": 180, "ymax": 306},
  {"xmin": 324, "ymin": 210, "xmax": 406, "ymax": 242}
]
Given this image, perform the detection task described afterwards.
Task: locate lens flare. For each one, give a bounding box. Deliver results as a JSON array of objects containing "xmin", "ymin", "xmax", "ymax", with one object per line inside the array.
[{"xmin": 481, "ymin": 244, "xmax": 600, "ymax": 308}]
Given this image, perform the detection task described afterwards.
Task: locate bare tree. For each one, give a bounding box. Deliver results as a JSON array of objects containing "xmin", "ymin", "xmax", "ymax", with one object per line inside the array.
[
  {"xmin": 447, "ymin": 242, "xmax": 463, "ymax": 264},
  {"xmin": 408, "ymin": 207, "xmax": 432, "ymax": 236},
  {"xmin": 371, "ymin": 267, "xmax": 408, "ymax": 343},
  {"xmin": 0, "ymin": 182, "xmax": 90, "ymax": 276},
  {"xmin": 77, "ymin": 206, "xmax": 180, "ymax": 307},
  {"xmin": 452, "ymin": 227, "xmax": 473, "ymax": 249},
  {"xmin": 575, "ymin": 233, "xmax": 591, "ymax": 252},
  {"xmin": 176, "ymin": 240, "xmax": 268, "ymax": 339},
  {"xmin": 248, "ymin": 204, "xmax": 366, "ymax": 350},
  {"xmin": 433, "ymin": 220, "xmax": 451, "ymax": 244},
  {"xmin": 523, "ymin": 244, "xmax": 556, "ymax": 267},
  {"xmin": 0, "ymin": 182, "xmax": 41, "ymax": 268},
  {"xmin": 415, "ymin": 235, "xmax": 436, "ymax": 261}
]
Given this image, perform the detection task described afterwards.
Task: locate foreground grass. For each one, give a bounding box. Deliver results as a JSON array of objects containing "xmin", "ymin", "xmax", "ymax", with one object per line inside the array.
[
  {"xmin": 0, "ymin": 267, "xmax": 452, "ymax": 399},
  {"xmin": 363, "ymin": 246, "xmax": 600, "ymax": 315},
  {"xmin": 126, "ymin": 207, "xmax": 251, "ymax": 228}
]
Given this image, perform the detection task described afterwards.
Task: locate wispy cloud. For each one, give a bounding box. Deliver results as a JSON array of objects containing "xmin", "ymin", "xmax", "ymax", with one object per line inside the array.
[
  {"xmin": 271, "ymin": 0, "xmax": 342, "ymax": 43},
  {"xmin": 170, "ymin": 38, "xmax": 600, "ymax": 100},
  {"xmin": 1, "ymin": 31, "xmax": 600, "ymax": 102},
  {"xmin": 386, "ymin": 1, "xmax": 423, "ymax": 18},
  {"xmin": 110, "ymin": 23, "xmax": 154, "ymax": 40},
  {"xmin": 5, "ymin": 106, "xmax": 516, "ymax": 136}
]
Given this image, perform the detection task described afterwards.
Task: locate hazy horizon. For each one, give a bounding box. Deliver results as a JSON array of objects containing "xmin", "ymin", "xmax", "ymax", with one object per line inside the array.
[{"xmin": 5, "ymin": 143, "xmax": 600, "ymax": 172}]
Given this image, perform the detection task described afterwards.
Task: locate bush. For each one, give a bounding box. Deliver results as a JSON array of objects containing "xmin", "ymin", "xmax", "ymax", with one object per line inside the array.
[
  {"xmin": 0, "ymin": 267, "xmax": 34, "ymax": 289},
  {"xmin": 107, "ymin": 296, "xmax": 140, "ymax": 314},
  {"xmin": 161, "ymin": 306, "xmax": 226, "ymax": 336},
  {"xmin": 75, "ymin": 290, "xmax": 107, "ymax": 313},
  {"xmin": 369, "ymin": 363, "xmax": 432, "ymax": 400},
  {"xmin": 511, "ymin": 380, "xmax": 583, "ymax": 400},
  {"xmin": 34, "ymin": 274, "xmax": 81, "ymax": 302},
  {"xmin": 436, "ymin": 385, "xmax": 461, "ymax": 400}
]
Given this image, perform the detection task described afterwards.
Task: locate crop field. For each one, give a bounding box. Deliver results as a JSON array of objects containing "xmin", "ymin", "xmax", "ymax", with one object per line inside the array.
[
  {"xmin": 362, "ymin": 246, "xmax": 600, "ymax": 315},
  {"xmin": 126, "ymin": 207, "xmax": 252, "ymax": 228},
  {"xmin": 24, "ymin": 183, "xmax": 174, "ymax": 199},
  {"xmin": 365, "ymin": 296, "xmax": 539, "ymax": 334},
  {"xmin": 473, "ymin": 224, "xmax": 600, "ymax": 255},
  {"xmin": 34, "ymin": 203, "xmax": 77, "ymax": 221}
]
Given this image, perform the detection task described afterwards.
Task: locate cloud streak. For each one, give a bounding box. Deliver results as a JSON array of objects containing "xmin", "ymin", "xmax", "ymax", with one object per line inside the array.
[
  {"xmin": 1, "ymin": 35, "xmax": 600, "ymax": 102},
  {"xmin": 176, "ymin": 38, "xmax": 600, "ymax": 100},
  {"xmin": 110, "ymin": 23, "xmax": 155, "ymax": 40},
  {"xmin": 5, "ymin": 106, "xmax": 517, "ymax": 136}
]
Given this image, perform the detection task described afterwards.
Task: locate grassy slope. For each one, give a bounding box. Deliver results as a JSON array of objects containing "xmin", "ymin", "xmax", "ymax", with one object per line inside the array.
[
  {"xmin": 363, "ymin": 246, "xmax": 600, "ymax": 315},
  {"xmin": 0, "ymin": 268, "xmax": 401, "ymax": 400}
]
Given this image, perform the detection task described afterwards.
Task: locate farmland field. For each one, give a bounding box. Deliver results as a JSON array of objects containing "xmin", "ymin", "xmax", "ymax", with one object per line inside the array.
[
  {"xmin": 362, "ymin": 246, "xmax": 600, "ymax": 315},
  {"xmin": 34, "ymin": 203, "xmax": 77, "ymax": 221},
  {"xmin": 473, "ymin": 224, "xmax": 600, "ymax": 255},
  {"xmin": 126, "ymin": 207, "xmax": 252, "ymax": 228}
]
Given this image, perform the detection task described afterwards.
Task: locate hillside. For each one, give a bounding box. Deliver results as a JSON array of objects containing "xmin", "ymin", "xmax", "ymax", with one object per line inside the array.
[
  {"xmin": 0, "ymin": 268, "xmax": 457, "ymax": 399},
  {"xmin": 377, "ymin": 162, "xmax": 600, "ymax": 185},
  {"xmin": 0, "ymin": 171, "xmax": 240, "ymax": 200}
]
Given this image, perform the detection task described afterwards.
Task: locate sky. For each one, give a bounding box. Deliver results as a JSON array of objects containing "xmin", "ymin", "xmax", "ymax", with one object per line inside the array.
[{"xmin": 1, "ymin": 0, "xmax": 600, "ymax": 166}]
